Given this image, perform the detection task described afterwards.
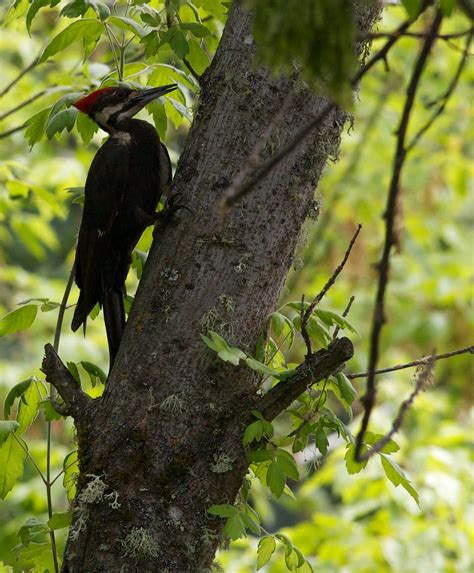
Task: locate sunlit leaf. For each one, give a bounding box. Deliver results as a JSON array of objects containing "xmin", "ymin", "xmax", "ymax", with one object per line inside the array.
[
  {"xmin": 0, "ymin": 305, "xmax": 38, "ymax": 337},
  {"xmin": 257, "ymin": 535, "xmax": 276, "ymax": 569},
  {"xmin": 38, "ymin": 19, "xmax": 103, "ymax": 63}
]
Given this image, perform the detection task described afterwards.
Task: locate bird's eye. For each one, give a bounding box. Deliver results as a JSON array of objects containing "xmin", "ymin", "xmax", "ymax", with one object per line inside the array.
[{"xmin": 115, "ymin": 89, "xmax": 128, "ymax": 99}]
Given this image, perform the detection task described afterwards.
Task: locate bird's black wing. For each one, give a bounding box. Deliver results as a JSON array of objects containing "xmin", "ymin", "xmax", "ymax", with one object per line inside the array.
[{"xmin": 72, "ymin": 138, "xmax": 130, "ymax": 332}]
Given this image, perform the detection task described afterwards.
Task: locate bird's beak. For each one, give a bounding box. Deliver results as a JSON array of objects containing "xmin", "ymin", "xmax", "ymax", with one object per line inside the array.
[{"xmin": 130, "ymin": 84, "xmax": 177, "ymax": 107}]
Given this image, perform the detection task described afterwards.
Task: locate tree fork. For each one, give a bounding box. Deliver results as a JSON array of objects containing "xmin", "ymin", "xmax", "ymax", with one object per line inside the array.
[{"xmin": 46, "ymin": 3, "xmax": 379, "ymax": 571}]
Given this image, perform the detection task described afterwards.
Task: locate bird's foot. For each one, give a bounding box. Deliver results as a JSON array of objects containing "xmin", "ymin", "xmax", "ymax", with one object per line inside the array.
[{"xmin": 153, "ymin": 194, "xmax": 191, "ymax": 238}]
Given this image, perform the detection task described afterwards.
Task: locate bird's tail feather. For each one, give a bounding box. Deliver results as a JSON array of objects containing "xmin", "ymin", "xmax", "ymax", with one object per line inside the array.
[
  {"xmin": 71, "ymin": 291, "xmax": 87, "ymax": 333},
  {"xmin": 103, "ymin": 287, "xmax": 125, "ymax": 369}
]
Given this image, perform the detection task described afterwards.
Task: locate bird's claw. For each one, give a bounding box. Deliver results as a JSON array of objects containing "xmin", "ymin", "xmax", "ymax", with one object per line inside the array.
[{"xmin": 153, "ymin": 194, "xmax": 191, "ymax": 238}]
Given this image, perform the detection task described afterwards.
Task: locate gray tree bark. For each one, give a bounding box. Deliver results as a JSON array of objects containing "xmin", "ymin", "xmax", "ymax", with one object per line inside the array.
[{"xmin": 44, "ymin": 3, "xmax": 378, "ymax": 571}]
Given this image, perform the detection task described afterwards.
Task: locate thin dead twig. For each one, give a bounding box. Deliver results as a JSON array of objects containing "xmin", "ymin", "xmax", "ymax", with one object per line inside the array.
[
  {"xmin": 407, "ymin": 27, "xmax": 473, "ymax": 152},
  {"xmin": 354, "ymin": 10, "xmax": 444, "ymax": 462},
  {"xmin": 357, "ymin": 353, "xmax": 436, "ymax": 461},
  {"xmin": 348, "ymin": 345, "xmax": 474, "ymax": 379},
  {"xmin": 333, "ymin": 295, "xmax": 355, "ymax": 340},
  {"xmin": 300, "ymin": 225, "xmax": 361, "ymax": 356}
]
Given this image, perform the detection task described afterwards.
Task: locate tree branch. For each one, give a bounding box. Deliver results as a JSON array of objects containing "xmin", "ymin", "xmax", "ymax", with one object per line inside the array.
[
  {"xmin": 0, "ymin": 89, "xmax": 50, "ymax": 121},
  {"xmin": 0, "ymin": 57, "xmax": 39, "ymax": 98},
  {"xmin": 258, "ymin": 337, "xmax": 354, "ymax": 421},
  {"xmin": 41, "ymin": 343, "xmax": 91, "ymax": 423},
  {"xmin": 348, "ymin": 345, "xmax": 474, "ymax": 379},
  {"xmin": 183, "ymin": 57, "xmax": 201, "ymax": 83},
  {"xmin": 357, "ymin": 353, "xmax": 436, "ymax": 461},
  {"xmin": 300, "ymin": 225, "xmax": 361, "ymax": 355},
  {"xmin": 359, "ymin": 29, "xmax": 472, "ymax": 42},
  {"xmin": 0, "ymin": 123, "xmax": 26, "ymax": 139},
  {"xmin": 354, "ymin": 10, "xmax": 444, "ymax": 461},
  {"xmin": 406, "ymin": 26, "xmax": 473, "ymax": 151}
]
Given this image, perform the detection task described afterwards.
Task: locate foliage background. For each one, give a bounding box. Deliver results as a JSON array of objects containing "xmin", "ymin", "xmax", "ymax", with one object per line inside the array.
[{"xmin": 0, "ymin": 1, "xmax": 472, "ymax": 571}]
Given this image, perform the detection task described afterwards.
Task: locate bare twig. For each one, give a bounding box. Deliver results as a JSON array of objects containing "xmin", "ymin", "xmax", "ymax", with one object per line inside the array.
[
  {"xmin": 0, "ymin": 89, "xmax": 49, "ymax": 121},
  {"xmin": 406, "ymin": 27, "xmax": 473, "ymax": 151},
  {"xmin": 360, "ymin": 29, "xmax": 472, "ymax": 42},
  {"xmin": 183, "ymin": 57, "xmax": 201, "ymax": 83},
  {"xmin": 0, "ymin": 57, "xmax": 39, "ymax": 98},
  {"xmin": 354, "ymin": 10, "xmax": 444, "ymax": 462},
  {"xmin": 348, "ymin": 345, "xmax": 473, "ymax": 379},
  {"xmin": 259, "ymin": 337, "xmax": 354, "ymax": 421},
  {"xmin": 333, "ymin": 295, "xmax": 355, "ymax": 339},
  {"xmin": 300, "ymin": 225, "xmax": 361, "ymax": 356},
  {"xmin": 357, "ymin": 353, "xmax": 436, "ymax": 461},
  {"xmin": 0, "ymin": 123, "xmax": 26, "ymax": 138}
]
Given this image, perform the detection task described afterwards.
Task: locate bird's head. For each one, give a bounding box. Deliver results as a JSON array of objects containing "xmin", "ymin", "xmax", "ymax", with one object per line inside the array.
[{"xmin": 73, "ymin": 84, "xmax": 177, "ymax": 133}]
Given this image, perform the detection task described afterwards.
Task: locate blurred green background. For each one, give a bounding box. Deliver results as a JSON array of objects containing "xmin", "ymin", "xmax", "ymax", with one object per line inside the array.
[{"xmin": 0, "ymin": 2, "xmax": 472, "ymax": 571}]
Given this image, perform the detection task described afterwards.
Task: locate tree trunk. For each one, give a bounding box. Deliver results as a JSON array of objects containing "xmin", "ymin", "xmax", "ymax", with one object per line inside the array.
[{"xmin": 44, "ymin": 3, "xmax": 378, "ymax": 571}]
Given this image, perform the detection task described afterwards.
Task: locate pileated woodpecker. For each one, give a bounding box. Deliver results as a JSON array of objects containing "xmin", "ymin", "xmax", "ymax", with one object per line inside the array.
[{"xmin": 71, "ymin": 84, "xmax": 177, "ymax": 368}]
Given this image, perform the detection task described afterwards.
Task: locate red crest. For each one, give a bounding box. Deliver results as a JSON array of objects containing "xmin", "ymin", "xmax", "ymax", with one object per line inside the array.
[{"xmin": 73, "ymin": 87, "xmax": 116, "ymax": 113}]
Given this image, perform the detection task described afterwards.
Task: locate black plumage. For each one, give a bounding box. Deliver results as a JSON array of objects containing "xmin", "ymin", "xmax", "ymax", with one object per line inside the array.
[{"xmin": 71, "ymin": 85, "xmax": 175, "ymax": 368}]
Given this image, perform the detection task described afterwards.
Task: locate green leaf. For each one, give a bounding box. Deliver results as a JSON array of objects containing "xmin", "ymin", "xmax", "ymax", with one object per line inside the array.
[
  {"xmin": 243, "ymin": 420, "xmax": 265, "ymax": 445},
  {"xmin": 440, "ymin": 0, "xmax": 457, "ymax": 15},
  {"xmin": 334, "ymin": 372, "xmax": 357, "ymax": 405},
  {"xmin": 313, "ymin": 309, "xmax": 358, "ymax": 334},
  {"xmin": 223, "ymin": 514, "xmax": 246, "ymax": 540},
  {"xmin": 275, "ymin": 449, "xmax": 299, "ymax": 481},
  {"xmin": 401, "ymin": 0, "xmax": 422, "ymax": 18},
  {"xmin": 63, "ymin": 450, "xmax": 79, "ymax": 501},
  {"xmin": 18, "ymin": 517, "xmax": 49, "ymax": 545},
  {"xmin": 248, "ymin": 448, "xmax": 274, "ymax": 463},
  {"xmin": 257, "ymin": 536, "xmax": 276, "ymax": 570},
  {"xmin": 208, "ymin": 503, "xmax": 236, "ymax": 518},
  {"xmin": 0, "ymin": 305, "xmax": 38, "ymax": 337},
  {"xmin": 0, "ymin": 435, "xmax": 26, "ymax": 499},
  {"xmin": 267, "ymin": 460, "xmax": 285, "ymax": 498},
  {"xmin": 0, "ymin": 421, "xmax": 20, "ymax": 446},
  {"xmin": 89, "ymin": 0, "xmax": 109, "ymax": 20},
  {"xmin": 380, "ymin": 454, "xmax": 420, "ymax": 506},
  {"xmin": 38, "ymin": 19, "xmax": 103, "ymax": 64},
  {"xmin": 170, "ymin": 29, "xmax": 189, "ymax": 58},
  {"xmin": 76, "ymin": 110, "xmax": 98, "ymax": 144},
  {"xmin": 245, "ymin": 356, "xmax": 281, "ymax": 377},
  {"xmin": 24, "ymin": 108, "xmax": 50, "ymax": 147},
  {"xmin": 240, "ymin": 510, "xmax": 261, "ymax": 535},
  {"xmin": 201, "ymin": 331, "xmax": 246, "ymax": 366},
  {"xmin": 148, "ymin": 99, "xmax": 167, "ymax": 141},
  {"xmin": 109, "ymin": 15, "xmax": 146, "ymax": 37},
  {"xmin": 364, "ymin": 431, "xmax": 400, "ymax": 454},
  {"xmin": 61, "ymin": 0, "xmax": 89, "ymax": 18},
  {"xmin": 315, "ymin": 425, "xmax": 329, "ymax": 455},
  {"xmin": 40, "ymin": 399, "xmax": 63, "ymax": 421},
  {"xmin": 47, "ymin": 511, "xmax": 72, "ymax": 530},
  {"xmin": 187, "ymin": 38, "xmax": 210, "ymax": 75},
  {"xmin": 66, "ymin": 361, "xmax": 81, "ymax": 384},
  {"xmin": 81, "ymin": 361, "xmax": 107, "ymax": 386},
  {"xmin": 344, "ymin": 443, "xmax": 368, "ymax": 474},
  {"xmin": 293, "ymin": 546, "xmax": 306, "ymax": 568},
  {"xmin": 16, "ymin": 378, "xmax": 47, "ymax": 433},
  {"xmin": 179, "ymin": 22, "xmax": 210, "ymax": 37},
  {"xmin": 26, "ymin": 0, "xmax": 60, "ymax": 35},
  {"xmin": 285, "ymin": 547, "xmax": 300, "ymax": 571},
  {"xmin": 4, "ymin": 378, "xmax": 33, "ymax": 418},
  {"xmin": 45, "ymin": 108, "xmax": 77, "ymax": 139}
]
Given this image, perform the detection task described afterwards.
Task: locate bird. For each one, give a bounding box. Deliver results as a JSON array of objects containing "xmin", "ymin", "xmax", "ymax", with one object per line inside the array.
[{"xmin": 71, "ymin": 84, "xmax": 177, "ymax": 369}]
